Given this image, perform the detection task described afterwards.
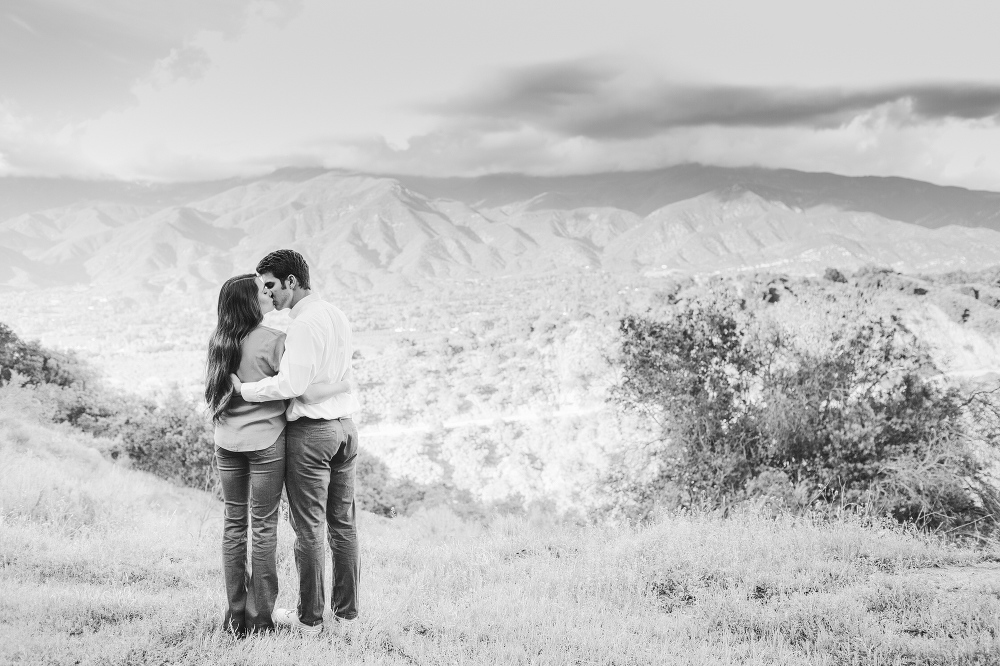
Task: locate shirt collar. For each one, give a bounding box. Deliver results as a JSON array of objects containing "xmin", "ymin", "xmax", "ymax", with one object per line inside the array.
[{"xmin": 289, "ymin": 293, "xmax": 318, "ymax": 319}]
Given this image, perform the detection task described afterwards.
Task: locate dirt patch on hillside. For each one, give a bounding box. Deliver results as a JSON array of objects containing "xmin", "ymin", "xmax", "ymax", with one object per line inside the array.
[{"xmin": 895, "ymin": 562, "xmax": 1000, "ymax": 591}]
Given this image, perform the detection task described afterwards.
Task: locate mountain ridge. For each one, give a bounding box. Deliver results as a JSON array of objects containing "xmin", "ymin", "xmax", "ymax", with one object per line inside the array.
[
  {"xmin": 4, "ymin": 163, "xmax": 1000, "ymax": 228},
  {"xmin": 392, "ymin": 164, "xmax": 1000, "ymax": 229},
  {"xmin": 3, "ymin": 167, "xmax": 1000, "ymax": 293}
]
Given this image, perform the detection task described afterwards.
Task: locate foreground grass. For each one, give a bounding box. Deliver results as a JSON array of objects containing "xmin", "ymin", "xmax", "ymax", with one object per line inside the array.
[{"xmin": 2, "ymin": 416, "xmax": 1000, "ymax": 665}]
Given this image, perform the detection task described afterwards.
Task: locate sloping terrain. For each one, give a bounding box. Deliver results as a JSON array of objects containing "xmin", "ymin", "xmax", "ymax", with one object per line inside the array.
[{"xmin": 2, "ymin": 401, "xmax": 999, "ymax": 666}]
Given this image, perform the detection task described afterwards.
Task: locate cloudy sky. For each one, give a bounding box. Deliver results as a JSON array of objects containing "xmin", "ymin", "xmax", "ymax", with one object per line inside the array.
[{"xmin": 3, "ymin": 0, "xmax": 1000, "ymax": 188}]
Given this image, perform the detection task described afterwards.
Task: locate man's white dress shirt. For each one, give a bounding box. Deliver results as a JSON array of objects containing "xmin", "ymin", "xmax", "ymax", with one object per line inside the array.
[
  {"xmin": 261, "ymin": 308, "xmax": 293, "ymax": 332},
  {"xmin": 240, "ymin": 293, "xmax": 360, "ymax": 421}
]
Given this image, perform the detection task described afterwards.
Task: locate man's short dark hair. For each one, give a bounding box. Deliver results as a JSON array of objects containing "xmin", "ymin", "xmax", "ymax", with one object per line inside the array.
[{"xmin": 256, "ymin": 249, "xmax": 311, "ymax": 289}]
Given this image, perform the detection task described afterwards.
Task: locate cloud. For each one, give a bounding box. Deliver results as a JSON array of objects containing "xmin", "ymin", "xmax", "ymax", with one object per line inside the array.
[
  {"xmin": 0, "ymin": 0, "xmax": 302, "ymax": 121},
  {"xmin": 0, "ymin": 103, "xmax": 97, "ymax": 178},
  {"xmin": 5, "ymin": 46, "xmax": 1000, "ymax": 193},
  {"xmin": 145, "ymin": 45, "xmax": 213, "ymax": 88},
  {"xmin": 248, "ymin": 95, "xmax": 997, "ymax": 192},
  {"xmin": 9, "ymin": 99, "xmax": 1000, "ymax": 193},
  {"xmin": 433, "ymin": 61, "xmax": 1000, "ymax": 139},
  {"xmin": 7, "ymin": 13, "xmax": 38, "ymax": 34}
]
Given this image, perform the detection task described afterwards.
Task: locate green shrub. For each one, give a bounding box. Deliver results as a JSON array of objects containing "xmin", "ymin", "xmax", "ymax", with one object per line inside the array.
[
  {"xmin": 823, "ymin": 267, "xmax": 847, "ymax": 283},
  {"xmin": 610, "ymin": 288, "xmax": 1000, "ymax": 532},
  {"xmin": 96, "ymin": 393, "xmax": 433, "ymax": 514},
  {"xmin": 0, "ymin": 322, "xmax": 90, "ymax": 388},
  {"xmin": 0, "ymin": 372, "xmax": 57, "ymax": 424},
  {"xmin": 614, "ymin": 296, "xmax": 764, "ymax": 507},
  {"xmin": 107, "ymin": 390, "xmax": 219, "ymax": 493},
  {"xmin": 1, "ymin": 321, "xmax": 432, "ymax": 513},
  {"xmin": 355, "ymin": 449, "xmax": 429, "ymax": 517}
]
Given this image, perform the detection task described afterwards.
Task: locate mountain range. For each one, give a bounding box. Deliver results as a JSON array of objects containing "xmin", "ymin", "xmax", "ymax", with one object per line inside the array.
[{"xmin": 3, "ymin": 165, "xmax": 1000, "ymax": 293}]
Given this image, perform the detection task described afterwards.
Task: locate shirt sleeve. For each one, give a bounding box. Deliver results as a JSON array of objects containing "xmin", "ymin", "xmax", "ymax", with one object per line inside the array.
[{"xmin": 241, "ymin": 319, "xmax": 319, "ymax": 402}]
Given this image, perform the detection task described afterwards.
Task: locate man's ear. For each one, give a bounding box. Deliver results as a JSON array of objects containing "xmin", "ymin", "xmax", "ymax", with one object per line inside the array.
[{"xmin": 286, "ymin": 275, "xmax": 297, "ymax": 290}]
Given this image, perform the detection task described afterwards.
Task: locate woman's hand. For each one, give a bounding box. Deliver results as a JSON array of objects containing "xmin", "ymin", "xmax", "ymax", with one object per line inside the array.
[{"xmin": 230, "ymin": 374, "xmax": 242, "ymax": 393}]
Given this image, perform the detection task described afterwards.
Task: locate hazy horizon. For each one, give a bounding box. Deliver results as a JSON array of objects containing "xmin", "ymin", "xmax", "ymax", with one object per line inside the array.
[
  {"xmin": 3, "ymin": 1, "xmax": 1000, "ymax": 190},
  {"xmin": 4, "ymin": 162, "xmax": 1000, "ymax": 197}
]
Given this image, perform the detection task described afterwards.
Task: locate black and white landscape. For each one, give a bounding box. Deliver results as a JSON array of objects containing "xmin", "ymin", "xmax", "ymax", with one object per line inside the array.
[
  {"xmin": 4, "ymin": 164, "xmax": 1000, "ymax": 292},
  {"xmin": 5, "ymin": 2, "xmax": 1000, "ymax": 663}
]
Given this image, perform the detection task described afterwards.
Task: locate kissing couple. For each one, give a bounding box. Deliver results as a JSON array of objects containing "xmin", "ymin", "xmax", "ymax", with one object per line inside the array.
[{"xmin": 204, "ymin": 249, "xmax": 360, "ymax": 637}]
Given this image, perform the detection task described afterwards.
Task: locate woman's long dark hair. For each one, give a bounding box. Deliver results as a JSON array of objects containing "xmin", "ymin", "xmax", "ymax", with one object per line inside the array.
[{"xmin": 205, "ymin": 274, "xmax": 262, "ymax": 423}]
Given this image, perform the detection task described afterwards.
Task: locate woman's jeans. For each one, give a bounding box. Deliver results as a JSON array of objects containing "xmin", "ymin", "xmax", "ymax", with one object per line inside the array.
[
  {"xmin": 285, "ymin": 417, "xmax": 360, "ymax": 626},
  {"xmin": 215, "ymin": 435, "xmax": 285, "ymax": 634}
]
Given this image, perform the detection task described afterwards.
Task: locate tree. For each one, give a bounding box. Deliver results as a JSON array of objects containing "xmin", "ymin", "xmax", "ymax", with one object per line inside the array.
[
  {"xmin": 823, "ymin": 267, "xmax": 847, "ymax": 283},
  {"xmin": 0, "ymin": 322, "xmax": 87, "ymax": 387},
  {"xmin": 614, "ymin": 297, "xmax": 764, "ymax": 506}
]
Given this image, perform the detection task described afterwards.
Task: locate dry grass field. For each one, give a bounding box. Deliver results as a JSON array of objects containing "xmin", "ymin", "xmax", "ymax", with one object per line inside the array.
[{"xmin": 3, "ymin": 412, "xmax": 1000, "ymax": 665}]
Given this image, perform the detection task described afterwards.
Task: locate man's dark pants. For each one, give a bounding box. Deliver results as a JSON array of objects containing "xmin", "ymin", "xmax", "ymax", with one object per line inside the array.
[
  {"xmin": 285, "ymin": 416, "xmax": 360, "ymax": 626},
  {"xmin": 215, "ymin": 437, "xmax": 285, "ymax": 634}
]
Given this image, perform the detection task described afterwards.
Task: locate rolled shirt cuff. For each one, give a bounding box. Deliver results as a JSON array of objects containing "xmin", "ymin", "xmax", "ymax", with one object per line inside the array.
[{"xmin": 240, "ymin": 382, "xmax": 259, "ymax": 402}]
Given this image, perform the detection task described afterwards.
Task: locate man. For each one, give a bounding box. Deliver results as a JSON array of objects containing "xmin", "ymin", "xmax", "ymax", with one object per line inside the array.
[{"xmin": 231, "ymin": 249, "xmax": 361, "ymax": 635}]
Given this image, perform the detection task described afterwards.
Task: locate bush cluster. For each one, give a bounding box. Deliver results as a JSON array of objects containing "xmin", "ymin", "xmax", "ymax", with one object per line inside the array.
[
  {"xmin": 0, "ymin": 322, "xmax": 427, "ymax": 512},
  {"xmin": 355, "ymin": 449, "xmax": 432, "ymax": 517},
  {"xmin": 610, "ymin": 287, "xmax": 1000, "ymax": 533},
  {"xmin": 0, "ymin": 322, "xmax": 89, "ymax": 388}
]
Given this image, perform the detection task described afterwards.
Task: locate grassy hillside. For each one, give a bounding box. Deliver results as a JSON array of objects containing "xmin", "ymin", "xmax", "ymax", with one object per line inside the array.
[{"xmin": 3, "ymin": 409, "xmax": 1000, "ymax": 665}]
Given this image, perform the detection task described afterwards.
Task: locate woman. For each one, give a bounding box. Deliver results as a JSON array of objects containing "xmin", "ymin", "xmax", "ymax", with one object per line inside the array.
[{"xmin": 205, "ymin": 274, "xmax": 347, "ymax": 636}]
